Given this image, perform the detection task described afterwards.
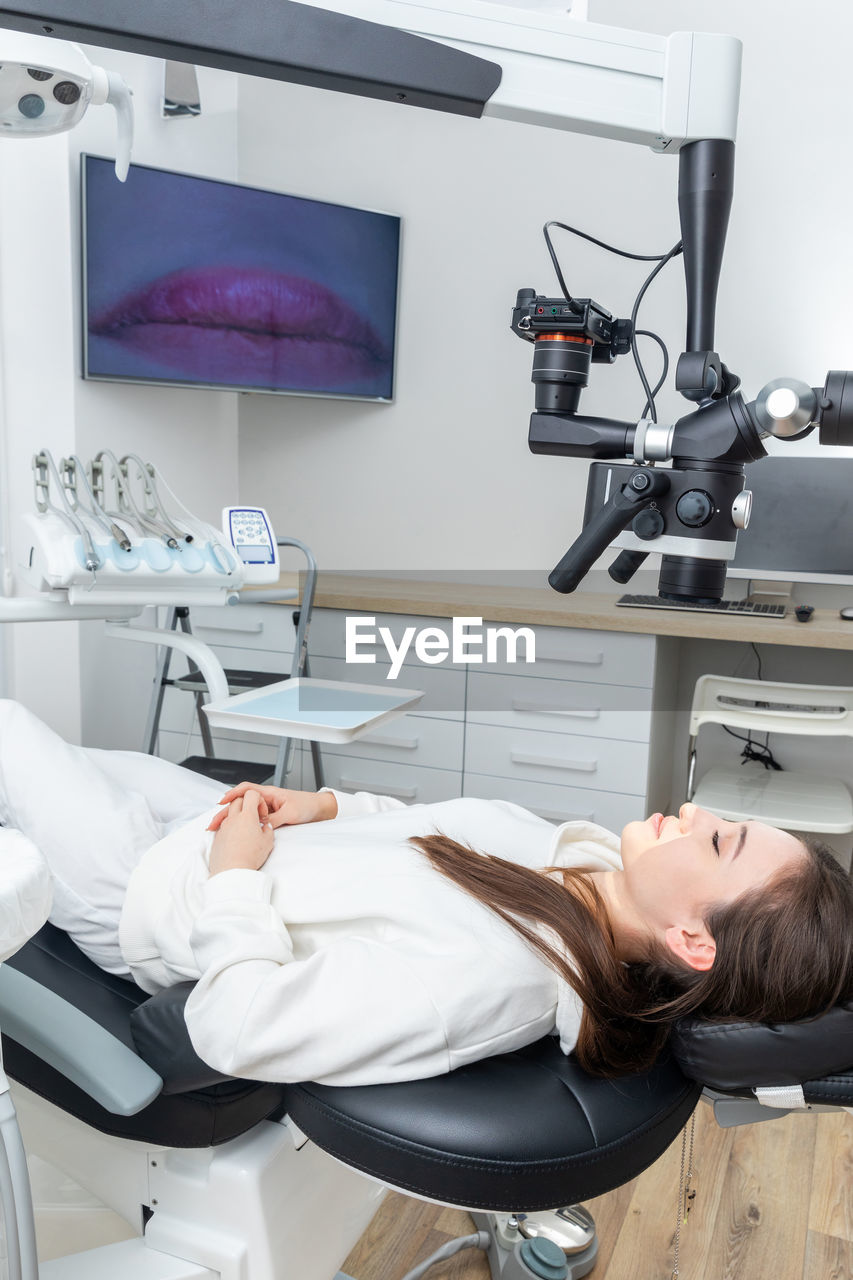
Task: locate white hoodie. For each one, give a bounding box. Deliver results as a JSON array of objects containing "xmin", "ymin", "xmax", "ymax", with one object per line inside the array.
[{"xmin": 118, "ymin": 790, "xmax": 623, "ymax": 1087}]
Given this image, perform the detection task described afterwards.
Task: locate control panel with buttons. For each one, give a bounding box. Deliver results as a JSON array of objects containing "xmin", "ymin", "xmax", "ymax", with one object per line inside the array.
[{"xmin": 221, "ymin": 506, "xmax": 280, "ymax": 585}]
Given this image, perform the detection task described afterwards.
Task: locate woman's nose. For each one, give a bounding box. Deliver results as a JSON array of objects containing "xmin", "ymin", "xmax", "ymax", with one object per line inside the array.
[{"xmin": 678, "ymin": 801, "xmax": 697, "ymax": 830}]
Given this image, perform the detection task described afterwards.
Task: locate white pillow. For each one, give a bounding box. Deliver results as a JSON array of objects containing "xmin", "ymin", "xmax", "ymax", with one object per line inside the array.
[{"xmin": 0, "ymin": 829, "xmax": 52, "ymax": 962}]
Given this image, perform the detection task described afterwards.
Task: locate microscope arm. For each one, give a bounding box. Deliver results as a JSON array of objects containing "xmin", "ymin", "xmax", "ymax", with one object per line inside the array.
[{"xmin": 0, "ymin": 1, "xmax": 740, "ymax": 150}]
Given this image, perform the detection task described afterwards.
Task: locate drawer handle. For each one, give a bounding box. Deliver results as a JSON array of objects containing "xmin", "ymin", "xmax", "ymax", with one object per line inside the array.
[
  {"xmin": 511, "ymin": 699, "xmax": 600, "ymax": 720},
  {"xmin": 338, "ymin": 777, "xmax": 419, "ymax": 800},
  {"xmin": 357, "ymin": 733, "xmax": 420, "ymax": 751},
  {"xmin": 535, "ymin": 651, "xmax": 604, "ymax": 667},
  {"xmin": 197, "ymin": 622, "xmax": 265, "ymax": 637},
  {"xmin": 510, "ymin": 751, "xmax": 597, "ymax": 774},
  {"xmin": 533, "ymin": 808, "xmax": 595, "ymax": 823}
]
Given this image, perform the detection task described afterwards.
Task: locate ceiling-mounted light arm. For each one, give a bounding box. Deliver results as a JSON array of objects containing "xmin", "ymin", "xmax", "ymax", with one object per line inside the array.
[
  {"xmin": 89, "ymin": 63, "xmax": 133, "ymax": 180},
  {"xmin": 0, "ymin": 32, "xmax": 132, "ymax": 179}
]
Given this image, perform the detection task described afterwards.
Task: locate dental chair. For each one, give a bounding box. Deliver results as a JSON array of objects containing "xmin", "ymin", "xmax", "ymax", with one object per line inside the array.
[{"xmin": 0, "ymin": 924, "xmax": 849, "ymax": 1280}]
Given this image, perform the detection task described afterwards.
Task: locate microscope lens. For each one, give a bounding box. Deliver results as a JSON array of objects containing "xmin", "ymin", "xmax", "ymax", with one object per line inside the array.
[
  {"xmin": 53, "ymin": 81, "xmax": 81, "ymax": 105},
  {"xmin": 531, "ymin": 334, "xmax": 592, "ymax": 415},
  {"xmin": 17, "ymin": 94, "xmax": 45, "ymax": 119},
  {"xmin": 26, "ymin": 68, "xmax": 52, "ymax": 82}
]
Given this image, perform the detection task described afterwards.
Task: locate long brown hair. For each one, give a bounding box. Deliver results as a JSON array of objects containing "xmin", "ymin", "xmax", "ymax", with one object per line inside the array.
[{"xmin": 410, "ymin": 831, "xmax": 853, "ymax": 1077}]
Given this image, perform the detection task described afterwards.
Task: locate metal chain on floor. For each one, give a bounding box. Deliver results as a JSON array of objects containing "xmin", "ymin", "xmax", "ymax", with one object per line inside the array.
[{"xmin": 671, "ymin": 1111, "xmax": 697, "ymax": 1279}]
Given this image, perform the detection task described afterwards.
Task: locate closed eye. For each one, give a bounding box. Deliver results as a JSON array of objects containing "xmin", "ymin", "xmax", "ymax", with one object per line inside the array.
[{"xmin": 712, "ymin": 830, "xmax": 720, "ymax": 856}]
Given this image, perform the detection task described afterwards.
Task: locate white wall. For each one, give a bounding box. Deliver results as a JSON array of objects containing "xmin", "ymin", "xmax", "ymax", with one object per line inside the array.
[
  {"xmin": 236, "ymin": 0, "xmax": 853, "ymax": 578},
  {"xmin": 3, "ymin": 2, "xmax": 853, "ymax": 745},
  {"xmin": 0, "ymin": 47, "xmax": 241, "ymax": 745},
  {"xmin": 72, "ymin": 52, "xmax": 241, "ymax": 750},
  {"xmin": 0, "ymin": 132, "xmax": 82, "ymax": 739},
  {"xmin": 585, "ymin": 2, "xmax": 853, "ymax": 834},
  {"xmin": 592, "ymin": 0, "xmax": 853, "ymax": 454},
  {"xmin": 235, "ymin": 68, "xmax": 680, "ymax": 572}
]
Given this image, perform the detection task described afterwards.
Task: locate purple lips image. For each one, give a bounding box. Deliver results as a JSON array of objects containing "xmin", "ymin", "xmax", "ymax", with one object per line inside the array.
[{"xmin": 88, "ymin": 265, "xmax": 393, "ymax": 394}]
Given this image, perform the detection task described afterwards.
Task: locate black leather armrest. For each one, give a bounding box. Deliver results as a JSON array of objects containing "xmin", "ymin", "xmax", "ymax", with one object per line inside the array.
[{"xmin": 130, "ymin": 982, "xmax": 233, "ymax": 1095}]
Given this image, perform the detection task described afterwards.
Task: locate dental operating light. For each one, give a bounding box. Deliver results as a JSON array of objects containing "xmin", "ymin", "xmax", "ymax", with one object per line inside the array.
[
  {"xmin": 0, "ymin": 32, "xmax": 132, "ymax": 179},
  {"xmin": 0, "ymin": 0, "xmax": 851, "ymax": 600}
]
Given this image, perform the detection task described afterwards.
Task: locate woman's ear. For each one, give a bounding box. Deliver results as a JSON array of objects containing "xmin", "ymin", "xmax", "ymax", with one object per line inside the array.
[{"xmin": 664, "ymin": 923, "xmax": 716, "ymax": 972}]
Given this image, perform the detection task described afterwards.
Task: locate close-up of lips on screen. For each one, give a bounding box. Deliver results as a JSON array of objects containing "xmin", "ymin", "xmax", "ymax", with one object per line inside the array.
[{"xmin": 87, "ymin": 264, "xmax": 392, "ymax": 394}]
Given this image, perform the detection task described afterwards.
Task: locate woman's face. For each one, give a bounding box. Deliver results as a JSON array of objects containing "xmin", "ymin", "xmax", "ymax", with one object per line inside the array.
[{"xmin": 618, "ymin": 802, "xmax": 806, "ymax": 968}]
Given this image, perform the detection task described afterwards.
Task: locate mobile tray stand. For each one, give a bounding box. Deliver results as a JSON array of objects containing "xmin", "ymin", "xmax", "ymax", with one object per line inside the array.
[{"xmin": 203, "ymin": 677, "xmax": 425, "ymax": 745}]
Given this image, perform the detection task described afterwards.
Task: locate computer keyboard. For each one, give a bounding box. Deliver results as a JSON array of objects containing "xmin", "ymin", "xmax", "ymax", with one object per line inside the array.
[{"xmin": 616, "ymin": 594, "xmax": 787, "ymax": 617}]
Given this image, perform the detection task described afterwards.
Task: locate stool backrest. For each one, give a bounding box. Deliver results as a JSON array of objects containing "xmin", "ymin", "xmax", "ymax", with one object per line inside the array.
[{"xmin": 689, "ymin": 674, "xmax": 853, "ymax": 740}]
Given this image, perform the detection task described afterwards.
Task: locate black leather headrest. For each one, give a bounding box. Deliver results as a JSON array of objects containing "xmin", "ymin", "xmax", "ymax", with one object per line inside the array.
[{"xmin": 670, "ymin": 1001, "xmax": 853, "ymax": 1091}]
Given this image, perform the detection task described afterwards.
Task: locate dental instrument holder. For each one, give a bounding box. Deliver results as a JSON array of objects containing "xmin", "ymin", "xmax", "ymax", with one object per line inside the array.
[
  {"xmin": 21, "ymin": 449, "xmax": 246, "ymax": 606},
  {"xmin": 515, "ymin": 139, "xmax": 853, "ymax": 602}
]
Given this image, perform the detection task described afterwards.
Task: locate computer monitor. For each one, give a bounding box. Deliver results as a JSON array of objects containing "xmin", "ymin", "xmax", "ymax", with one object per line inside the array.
[{"xmin": 728, "ymin": 456, "xmax": 853, "ymax": 587}]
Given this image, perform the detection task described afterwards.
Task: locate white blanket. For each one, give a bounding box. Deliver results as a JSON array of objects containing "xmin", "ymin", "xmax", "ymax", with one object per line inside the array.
[{"xmin": 0, "ymin": 699, "xmax": 220, "ymax": 972}]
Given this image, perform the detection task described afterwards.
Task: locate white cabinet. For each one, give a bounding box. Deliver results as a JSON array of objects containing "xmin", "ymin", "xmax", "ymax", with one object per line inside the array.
[
  {"xmin": 464, "ymin": 722, "xmax": 649, "ymax": 793},
  {"xmin": 307, "ymin": 610, "xmax": 465, "ymax": 800},
  {"xmin": 154, "ymin": 602, "xmax": 676, "ymax": 829},
  {"xmin": 309, "ymin": 610, "xmax": 676, "ymax": 829},
  {"xmin": 460, "ymin": 621, "xmax": 675, "ymax": 833}
]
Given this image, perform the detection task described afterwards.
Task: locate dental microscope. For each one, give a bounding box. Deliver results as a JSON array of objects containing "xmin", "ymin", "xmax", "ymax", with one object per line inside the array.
[{"xmin": 512, "ymin": 136, "xmax": 853, "ymax": 602}]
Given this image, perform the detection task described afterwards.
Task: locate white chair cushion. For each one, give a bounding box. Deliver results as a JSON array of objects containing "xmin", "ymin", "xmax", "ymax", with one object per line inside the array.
[{"xmin": 692, "ymin": 762, "xmax": 853, "ymax": 833}]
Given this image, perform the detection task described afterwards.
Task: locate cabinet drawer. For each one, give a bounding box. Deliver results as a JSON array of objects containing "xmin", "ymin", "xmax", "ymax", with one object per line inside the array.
[
  {"xmin": 310, "ymin": 655, "xmax": 464, "ymax": 721},
  {"xmin": 321, "ymin": 715, "xmax": 463, "ymax": 772},
  {"xmin": 321, "ymin": 756, "xmax": 462, "ymax": 805},
  {"xmin": 479, "ymin": 622, "xmax": 656, "ymax": 686},
  {"xmin": 308, "ymin": 608, "xmax": 467, "ymax": 668},
  {"xmin": 463, "ymin": 773, "xmax": 644, "ymax": 833},
  {"xmin": 186, "ymin": 603, "xmax": 296, "ymax": 654},
  {"xmin": 466, "ymin": 671, "xmax": 653, "ymax": 741},
  {"xmin": 464, "ymin": 723, "xmax": 648, "ymax": 794}
]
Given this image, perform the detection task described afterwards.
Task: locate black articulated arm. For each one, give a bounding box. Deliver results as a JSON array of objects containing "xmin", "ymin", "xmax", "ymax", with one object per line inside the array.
[{"xmin": 0, "ymin": 0, "xmax": 502, "ymax": 115}]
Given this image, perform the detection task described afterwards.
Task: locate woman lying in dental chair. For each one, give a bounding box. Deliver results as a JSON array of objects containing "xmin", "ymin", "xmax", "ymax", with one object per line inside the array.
[{"xmin": 0, "ymin": 699, "xmax": 849, "ymax": 1089}]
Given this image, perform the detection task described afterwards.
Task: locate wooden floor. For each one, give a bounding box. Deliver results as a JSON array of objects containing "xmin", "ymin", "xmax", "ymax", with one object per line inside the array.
[{"xmin": 341, "ymin": 1105, "xmax": 852, "ymax": 1280}]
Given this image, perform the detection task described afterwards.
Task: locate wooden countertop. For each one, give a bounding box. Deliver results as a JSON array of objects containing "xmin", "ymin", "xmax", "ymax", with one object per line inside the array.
[{"xmin": 253, "ymin": 574, "xmax": 853, "ymax": 652}]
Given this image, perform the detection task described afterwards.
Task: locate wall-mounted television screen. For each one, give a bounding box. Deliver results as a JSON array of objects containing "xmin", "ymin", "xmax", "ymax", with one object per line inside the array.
[{"xmin": 82, "ymin": 155, "xmax": 401, "ymax": 401}]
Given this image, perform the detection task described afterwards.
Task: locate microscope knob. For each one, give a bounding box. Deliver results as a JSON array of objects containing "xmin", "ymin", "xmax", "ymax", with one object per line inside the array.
[
  {"xmin": 731, "ymin": 489, "xmax": 752, "ymax": 530},
  {"xmin": 754, "ymin": 378, "xmax": 818, "ymax": 438},
  {"xmin": 676, "ymin": 490, "xmax": 715, "ymax": 527},
  {"xmin": 632, "ymin": 509, "xmax": 665, "ymax": 540}
]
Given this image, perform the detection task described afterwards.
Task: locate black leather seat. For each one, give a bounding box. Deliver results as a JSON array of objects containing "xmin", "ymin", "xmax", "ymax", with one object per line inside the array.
[{"xmin": 3, "ymin": 924, "xmax": 850, "ymax": 1213}]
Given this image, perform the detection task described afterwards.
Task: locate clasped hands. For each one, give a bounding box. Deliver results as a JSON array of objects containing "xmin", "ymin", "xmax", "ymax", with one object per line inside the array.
[{"xmin": 206, "ymin": 783, "xmax": 338, "ymax": 877}]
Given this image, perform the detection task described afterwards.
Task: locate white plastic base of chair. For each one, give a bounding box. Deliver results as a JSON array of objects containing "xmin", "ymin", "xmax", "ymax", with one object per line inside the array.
[
  {"xmin": 39, "ymin": 1237, "xmax": 216, "ymax": 1278},
  {"xmin": 691, "ymin": 762, "xmax": 853, "ymax": 834}
]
